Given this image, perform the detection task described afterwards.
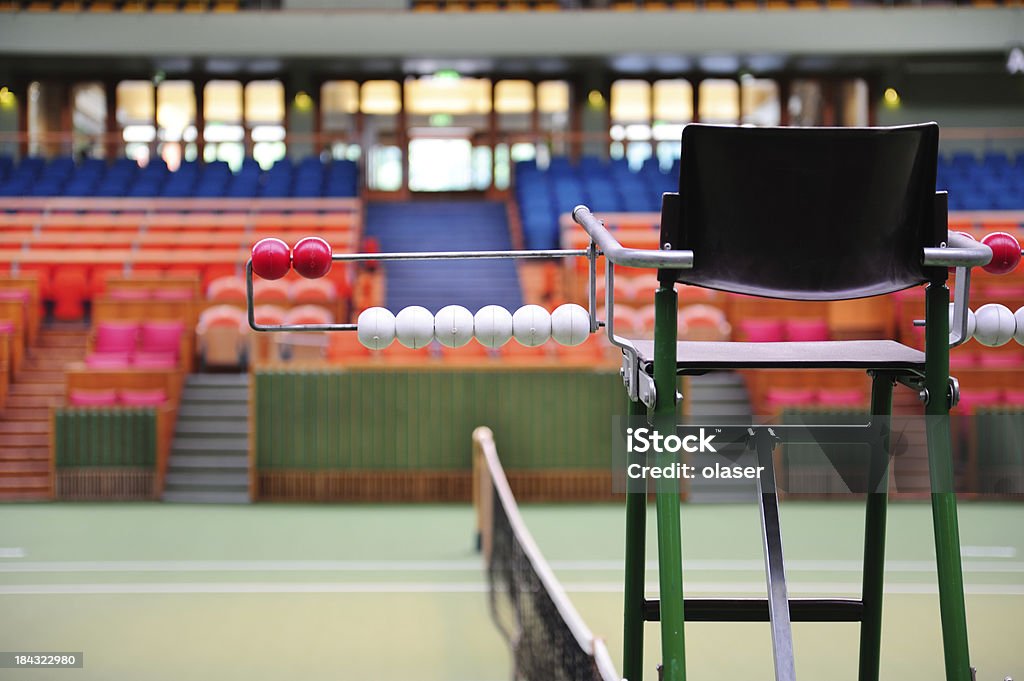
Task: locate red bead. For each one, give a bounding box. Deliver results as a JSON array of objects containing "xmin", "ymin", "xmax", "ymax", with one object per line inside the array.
[
  {"xmin": 291, "ymin": 236, "xmax": 333, "ymax": 279},
  {"xmin": 981, "ymin": 232, "xmax": 1022, "ymax": 276},
  {"xmin": 251, "ymin": 238, "xmax": 291, "ymax": 280}
]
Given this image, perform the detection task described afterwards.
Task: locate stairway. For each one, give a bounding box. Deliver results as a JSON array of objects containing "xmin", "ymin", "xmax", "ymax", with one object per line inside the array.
[
  {"xmin": 365, "ymin": 201, "xmax": 523, "ymax": 313},
  {"xmin": 685, "ymin": 372, "xmax": 757, "ymax": 503},
  {"xmin": 163, "ymin": 373, "xmax": 250, "ymax": 504},
  {"xmin": 0, "ymin": 327, "xmax": 89, "ymax": 501}
]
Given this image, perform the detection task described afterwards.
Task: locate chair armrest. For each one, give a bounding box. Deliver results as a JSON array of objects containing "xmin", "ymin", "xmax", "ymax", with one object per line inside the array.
[
  {"xmin": 922, "ymin": 231, "xmax": 992, "ymax": 268},
  {"xmin": 572, "ymin": 205, "xmax": 694, "ymax": 270}
]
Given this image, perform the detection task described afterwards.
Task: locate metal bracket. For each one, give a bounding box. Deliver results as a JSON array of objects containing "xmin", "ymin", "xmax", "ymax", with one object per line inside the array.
[
  {"xmin": 948, "ymin": 376, "xmax": 961, "ymax": 409},
  {"xmin": 620, "ymin": 349, "xmax": 655, "ymax": 409}
]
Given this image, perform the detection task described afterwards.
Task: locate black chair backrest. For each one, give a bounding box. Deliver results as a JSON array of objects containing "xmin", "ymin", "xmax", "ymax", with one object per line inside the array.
[{"xmin": 663, "ymin": 123, "xmax": 944, "ymax": 301}]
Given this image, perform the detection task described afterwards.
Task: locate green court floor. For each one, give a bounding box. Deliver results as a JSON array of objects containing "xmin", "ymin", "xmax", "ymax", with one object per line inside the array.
[{"xmin": 0, "ymin": 501, "xmax": 1021, "ymax": 681}]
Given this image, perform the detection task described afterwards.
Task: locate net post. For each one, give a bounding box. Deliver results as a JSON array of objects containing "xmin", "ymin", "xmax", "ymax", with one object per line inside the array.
[
  {"xmin": 473, "ymin": 427, "xmax": 494, "ymax": 560},
  {"xmin": 653, "ymin": 283, "xmax": 687, "ymax": 681},
  {"xmin": 623, "ymin": 397, "xmax": 648, "ymax": 681}
]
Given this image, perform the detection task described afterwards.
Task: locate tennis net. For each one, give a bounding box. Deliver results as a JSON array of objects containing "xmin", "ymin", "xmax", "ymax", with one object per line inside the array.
[{"xmin": 473, "ymin": 426, "xmax": 621, "ymax": 681}]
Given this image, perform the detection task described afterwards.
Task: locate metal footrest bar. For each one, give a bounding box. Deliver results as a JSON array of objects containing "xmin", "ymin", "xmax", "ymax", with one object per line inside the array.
[{"xmin": 642, "ymin": 598, "xmax": 864, "ymax": 623}]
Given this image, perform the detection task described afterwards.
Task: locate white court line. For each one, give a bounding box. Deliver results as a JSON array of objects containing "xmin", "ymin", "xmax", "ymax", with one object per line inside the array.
[
  {"xmin": 0, "ymin": 558, "xmax": 1022, "ymax": 574},
  {"xmin": 0, "ymin": 581, "xmax": 1022, "ymax": 596},
  {"xmin": 0, "ymin": 548, "xmax": 26, "ymax": 558}
]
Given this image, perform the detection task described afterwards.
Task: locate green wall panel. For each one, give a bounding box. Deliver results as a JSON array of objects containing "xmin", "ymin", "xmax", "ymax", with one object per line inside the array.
[
  {"xmin": 254, "ymin": 368, "xmax": 623, "ymax": 472},
  {"xmin": 54, "ymin": 408, "xmax": 157, "ymax": 469}
]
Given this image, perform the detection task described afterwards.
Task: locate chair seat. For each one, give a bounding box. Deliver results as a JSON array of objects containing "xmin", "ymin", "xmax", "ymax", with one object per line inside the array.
[{"xmin": 630, "ymin": 340, "xmax": 926, "ymax": 375}]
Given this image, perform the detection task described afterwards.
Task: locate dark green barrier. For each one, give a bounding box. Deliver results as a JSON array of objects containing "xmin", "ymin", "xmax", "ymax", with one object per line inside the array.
[
  {"xmin": 255, "ymin": 368, "xmax": 622, "ymax": 472},
  {"xmin": 974, "ymin": 408, "xmax": 1024, "ymax": 495},
  {"xmin": 54, "ymin": 407, "xmax": 158, "ymax": 469}
]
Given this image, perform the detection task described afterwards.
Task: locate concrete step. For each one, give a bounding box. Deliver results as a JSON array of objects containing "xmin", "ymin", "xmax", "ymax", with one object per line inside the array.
[
  {"xmin": 14, "ymin": 370, "xmax": 66, "ymax": 384},
  {"xmin": 178, "ymin": 404, "xmax": 249, "ymax": 419},
  {"xmin": 0, "ymin": 460, "xmax": 49, "ymax": 475},
  {"xmin": 187, "ymin": 374, "xmax": 250, "ymax": 387},
  {"xmin": 171, "ymin": 438, "xmax": 249, "ymax": 454},
  {"xmin": 4, "ymin": 395, "xmax": 62, "ymax": 409},
  {"xmin": 175, "ymin": 421, "xmax": 248, "ymax": 436},
  {"xmin": 0, "ymin": 447, "xmax": 48, "ymax": 462},
  {"xmin": 0, "ymin": 421, "xmax": 48, "ymax": 434},
  {"xmin": 688, "ymin": 386, "xmax": 751, "ymax": 402},
  {"xmin": 0, "ymin": 408, "xmax": 49, "ymax": 421},
  {"xmin": 37, "ymin": 331, "xmax": 89, "ymax": 345},
  {"xmin": 0, "ymin": 434, "xmax": 48, "ymax": 447},
  {"xmin": 30, "ymin": 349, "xmax": 86, "ymax": 361},
  {"xmin": 167, "ymin": 454, "xmax": 248, "ymax": 470},
  {"xmin": 162, "ymin": 490, "xmax": 250, "ymax": 504},
  {"xmin": 687, "ymin": 403, "xmax": 756, "ymax": 417},
  {"xmin": 10, "ymin": 384, "xmax": 63, "ymax": 397},
  {"xmin": 180, "ymin": 387, "xmax": 249, "ymax": 404},
  {"xmin": 165, "ymin": 471, "xmax": 249, "ymax": 488}
]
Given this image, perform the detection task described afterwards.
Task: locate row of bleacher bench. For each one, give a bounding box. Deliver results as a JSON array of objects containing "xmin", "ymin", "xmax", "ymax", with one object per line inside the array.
[{"xmin": 0, "ymin": 156, "xmax": 358, "ymax": 198}]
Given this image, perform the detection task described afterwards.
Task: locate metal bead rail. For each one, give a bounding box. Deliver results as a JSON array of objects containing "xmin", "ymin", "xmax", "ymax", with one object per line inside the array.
[{"xmin": 244, "ymin": 205, "xmax": 698, "ymax": 358}]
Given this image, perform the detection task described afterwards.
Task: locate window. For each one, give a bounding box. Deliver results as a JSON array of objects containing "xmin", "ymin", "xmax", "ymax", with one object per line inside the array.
[
  {"xmin": 740, "ymin": 77, "xmax": 780, "ymax": 126},
  {"xmin": 362, "ymin": 81, "xmax": 402, "ymax": 191},
  {"xmin": 157, "ymin": 80, "xmax": 196, "ymax": 170},
  {"xmin": 698, "ymin": 79, "xmax": 739, "ymax": 124},
  {"xmin": 246, "ymin": 80, "xmax": 286, "ymax": 170},
  {"xmin": 204, "ymin": 80, "xmax": 244, "ymax": 170},
  {"xmin": 117, "ymin": 80, "xmax": 155, "ymax": 165}
]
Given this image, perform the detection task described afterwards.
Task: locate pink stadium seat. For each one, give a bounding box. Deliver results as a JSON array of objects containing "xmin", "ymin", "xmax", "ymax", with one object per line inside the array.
[
  {"xmin": 140, "ymin": 321, "xmax": 185, "ymax": 356},
  {"xmin": 763, "ymin": 388, "xmax": 816, "ymax": 410},
  {"xmin": 68, "ymin": 388, "xmax": 118, "ymax": 407},
  {"xmin": 1002, "ymin": 390, "xmax": 1024, "ymax": 406},
  {"xmin": 84, "ymin": 352, "xmax": 132, "ymax": 369},
  {"xmin": 739, "ymin": 319, "xmax": 785, "ymax": 342},
  {"xmin": 817, "ymin": 389, "xmax": 865, "ymax": 407},
  {"xmin": 949, "ymin": 351, "xmax": 976, "ymax": 369},
  {"xmin": 956, "ymin": 389, "xmax": 1003, "ymax": 412},
  {"xmin": 118, "ymin": 388, "xmax": 168, "ymax": 407},
  {"xmin": 0, "ymin": 289, "xmax": 30, "ymax": 303},
  {"xmin": 107, "ymin": 288, "xmax": 153, "ymax": 301},
  {"xmin": 131, "ymin": 351, "xmax": 178, "ymax": 369},
  {"xmin": 784, "ymin": 318, "xmax": 830, "ymax": 342},
  {"xmin": 94, "ymin": 322, "xmax": 139, "ymax": 353},
  {"xmin": 976, "ymin": 352, "xmax": 1024, "ymax": 368}
]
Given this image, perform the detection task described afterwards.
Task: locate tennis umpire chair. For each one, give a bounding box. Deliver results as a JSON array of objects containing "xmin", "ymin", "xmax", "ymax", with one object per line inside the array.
[{"xmin": 573, "ymin": 123, "xmax": 991, "ymax": 681}]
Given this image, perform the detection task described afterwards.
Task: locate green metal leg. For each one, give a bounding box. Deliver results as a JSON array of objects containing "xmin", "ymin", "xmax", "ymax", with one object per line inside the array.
[
  {"xmin": 623, "ymin": 397, "xmax": 648, "ymax": 681},
  {"xmin": 858, "ymin": 371, "xmax": 894, "ymax": 681},
  {"xmin": 924, "ymin": 283, "xmax": 972, "ymax": 681},
  {"xmin": 653, "ymin": 285, "xmax": 686, "ymax": 681}
]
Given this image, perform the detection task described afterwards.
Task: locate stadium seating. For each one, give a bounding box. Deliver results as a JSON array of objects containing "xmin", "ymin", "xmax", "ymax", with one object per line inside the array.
[
  {"xmin": 517, "ymin": 150, "xmax": 1023, "ymax": 250},
  {"xmin": 0, "ymin": 155, "xmax": 358, "ymax": 198}
]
